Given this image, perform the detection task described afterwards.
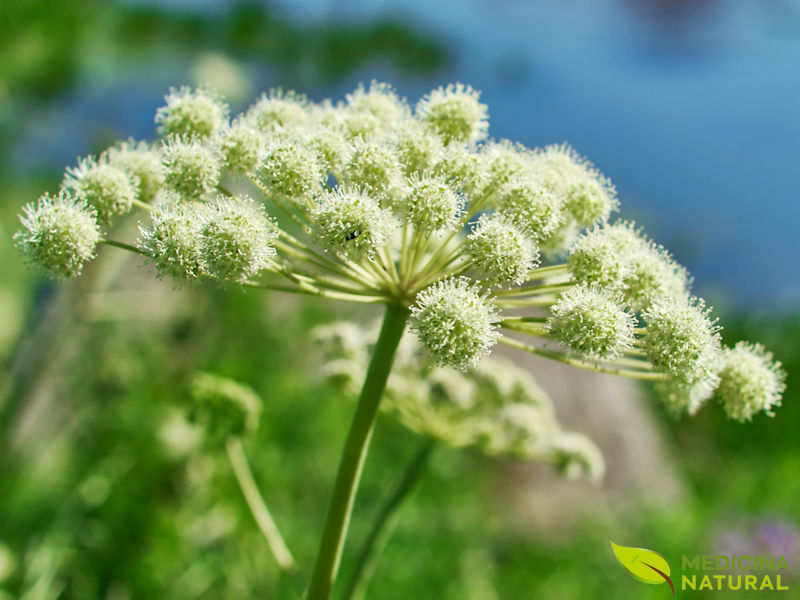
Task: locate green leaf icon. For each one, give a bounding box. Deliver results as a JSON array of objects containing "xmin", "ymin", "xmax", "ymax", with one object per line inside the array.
[{"xmin": 610, "ymin": 541, "xmax": 672, "ymax": 585}]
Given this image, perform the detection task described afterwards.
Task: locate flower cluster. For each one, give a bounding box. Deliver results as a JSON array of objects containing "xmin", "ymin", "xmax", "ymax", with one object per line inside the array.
[
  {"xmin": 188, "ymin": 371, "xmax": 262, "ymax": 447},
  {"xmin": 314, "ymin": 320, "xmax": 604, "ymax": 480},
  {"xmin": 15, "ymin": 81, "xmax": 785, "ymax": 421}
]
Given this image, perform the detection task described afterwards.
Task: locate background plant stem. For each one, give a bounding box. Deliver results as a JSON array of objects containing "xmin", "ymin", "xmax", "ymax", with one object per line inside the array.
[
  {"xmin": 225, "ymin": 437, "xmax": 297, "ymax": 573},
  {"xmin": 305, "ymin": 304, "xmax": 410, "ymax": 600},
  {"xmin": 342, "ymin": 437, "xmax": 435, "ymax": 600}
]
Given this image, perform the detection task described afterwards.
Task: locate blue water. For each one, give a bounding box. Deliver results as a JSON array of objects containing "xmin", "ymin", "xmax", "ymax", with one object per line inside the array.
[{"xmin": 16, "ymin": 0, "xmax": 800, "ymax": 310}]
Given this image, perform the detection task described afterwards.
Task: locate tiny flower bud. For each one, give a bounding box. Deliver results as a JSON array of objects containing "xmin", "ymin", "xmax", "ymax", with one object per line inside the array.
[
  {"xmin": 201, "ymin": 195, "xmax": 276, "ymax": 282},
  {"xmin": 466, "ymin": 213, "xmax": 540, "ymax": 286},
  {"xmin": 311, "ymin": 188, "xmax": 395, "ymax": 259},
  {"xmin": 394, "ymin": 121, "xmax": 444, "ymax": 178},
  {"xmin": 432, "ymin": 145, "xmax": 481, "ymax": 192},
  {"xmin": 496, "ymin": 177, "xmax": 563, "ymax": 241},
  {"xmin": 403, "ymin": 176, "xmax": 463, "ymax": 233},
  {"xmin": 717, "ymin": 342, "xmax": 786, "ymax": 422},
  {"xmin": 343, "ymin": 141, "xmax": 404, "ymax": 204},
  {"xmin": 104, "ymin": 140, "xmax": 165, "ymax": 204},
  {"xmin": 219, "ymin": 117, "xmax": 265, "ymax": 174},
  {"xmin": 342, "ymin": 110, "xmax": 381, "ymax": 141},
  {"xmin": 155, "ymin": 86, "xmax": 229, "ymax": 139},
  {"xmin": 310, "ymin": 128, "xmax": 352, "ymax": 176},
  {"xmin": 189, "ymin": 372, "xmax": 262, "ymax": 446},
  {"xmin": 161, "ymin": 135, "xmax": 221, "ymax": 199},
  {"xmin": 259, "ymin": 137, "xmax": 322, "ymax": 202},
  {"xmin": 472, "ymin": 140, "xmax": 531, "ymax": 203},
  {"xmin": 14, "ymin": 192, "xmax": 100, "ymax": 278},
  {"xmin": 247, "ymin": 89, "xmax": 309, "ymax": 131},
  {"xmin": 138, "ymin": 199, "xmax": 207, "ymax": 279},
  {"xmin": 532, "ymin": 144, "xmax": 618, "ymax": 226},
  {"xmin": 63, "ymin": 156, "xmax": 137, "ymax": 223},
  {"xmin": 548, "ymin": 284, "xmax": 636, "ymax": 360},
  {"xmin": 566, "ymin": 221, "xmax": 643, "ymax": 289},
  {"xmin": 623, "ymin": 244, "xmax": 690, "ymax": 311},
  {"xmin": 416, "ymin": 83, "xmax": 488, "ymax": 146},
  {"xmin": 410, "ymin": 277, "xmax": 498, "ymax": 370},
  {"xmin": 346, "ymin": 81, "xmax": 409, "ymax": 126},
  {"xmin": 643, "ymin": 296, "xmax": 722, "ymax": 384}
]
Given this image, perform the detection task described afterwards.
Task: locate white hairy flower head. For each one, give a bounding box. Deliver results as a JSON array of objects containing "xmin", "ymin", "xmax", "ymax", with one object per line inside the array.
[
  {"xmin": 219, "ymin": 117, "xmax": 265, "ymax": 174},
  {"xmin": 14, "ymin": 192, "xmax": 100, "ymax": 278},
  {"xmin": 63, "ymin": 156, "xmax": 137, "ymax": 223},
  {"xmin": 495, "ymin": 177, "xmax": 563, "ymax": 241},
  {"xmin": 643, "ymin": 296, "xmax": 722, "ymax": 384},
  {"xmin": 410, "ymin": 277, "xmax": 498, "ymax": 370},
  {"xmin": 466, "ymin": 213, "xmax": 540, "ymax": 286},
  {"xmin": 717, "ymin": 342, "xmax": 786, "ymax": 422},
  {"xmin": 156, "ymin": 86, "xmax": 229, "ymax": 139},
  {"xmin": 311, "ymin": 187, "xmax": 395, "ymax": 260},
  {"xmin": 532, "ymin": 144, "xmax": 618, "ymax": 226},
  {"xmin": 138, "ymin": 196, "xmax": 207, "ymax": 279},
  {"xmin": 416, "ymin": 83, "xmax": 488, "ymax": 145},
  {"xmin": 200, "ymin": 195, "xmax": 277, "ymax": 282},
  {"xmin": 548, "ymin": 284, "xmax": 636, "ymax": 360},
  {"xmin": 104, "ymin": 140, "xmax": 165, "ymax": 204},
  {"xmin": 246, "ymin": 89, "xmax": 309, "ymax": 131},
  {"xmin": 161, "ymin": 135, "xmax": 221, "ymax": 199},
  {"xmin": 403, "ymin": 176, "xmax": 463, "ymax": 233}
]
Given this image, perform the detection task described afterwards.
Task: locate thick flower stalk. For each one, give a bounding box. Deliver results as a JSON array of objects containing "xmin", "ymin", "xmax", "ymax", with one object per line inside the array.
[{"xmin": 14, "ymin": 80, "xmax": 786, "ymax": 600}]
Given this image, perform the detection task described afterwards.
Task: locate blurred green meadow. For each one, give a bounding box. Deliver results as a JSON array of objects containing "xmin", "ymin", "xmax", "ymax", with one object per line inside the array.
[{"xmin": 1, "ymin": 1, "xmax": 798, "ymax": 598}]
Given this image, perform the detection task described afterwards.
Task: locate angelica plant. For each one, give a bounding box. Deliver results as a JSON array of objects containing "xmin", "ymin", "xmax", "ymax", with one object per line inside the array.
[{"xmin": 14, "ymin": 81, "xmax": 786, "ymax": 599}]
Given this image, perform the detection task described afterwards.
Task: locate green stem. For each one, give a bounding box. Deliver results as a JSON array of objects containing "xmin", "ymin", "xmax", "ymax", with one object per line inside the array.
[
  {"xmin": 342, "ymin": 438, "xmax": 435, "ymax": 600},
  {"xmin": 131, "ymin": 198, "xmax": 153, "ymax": 212},
  {"xmin": 498, "ymin": 336, "xmax": 670, "ymax": 381},
  {"xmin": 305, "ymin": 304, "xmax": 410, "ymax": 600},
  {"xmin": 99, "ymin": 239, "xmax": 150, "ymax": 258},
  {"xmin": 225, "ymin": 438, "xmax": 298, "ymax": 573},
  {"xmin": 491, "ymin": 281, "xmax": 573, "ymax": 298}
]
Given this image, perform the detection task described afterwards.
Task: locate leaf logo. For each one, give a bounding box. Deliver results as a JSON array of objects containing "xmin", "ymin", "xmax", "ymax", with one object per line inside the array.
[{"xmin": 610, "ymin": 541, "xmax": 675, "ymax": 596}]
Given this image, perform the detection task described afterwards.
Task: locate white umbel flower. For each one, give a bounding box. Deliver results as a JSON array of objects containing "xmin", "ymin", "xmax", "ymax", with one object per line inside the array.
[
  {"xmin": 259, "ymin": 138, "xmax": 321, "ymax": 203},
  {"xmin": 161, "ymin": 135, "xmax": 221, "ymax": 200},
  {"xmin": 138, "ymin": 199, "xmax": 208, "ymax": 279},
  {"xmin": 532, "ymin": 144, "xmax": 618, "ymax": 226},
  {"xmin": 104, "ymin": 140, "xmax": 165, "ymax": 204},
  {"xmin": 156, "ymin": 86, "xmax": 229, "ymax": 139},
  {"xmin": 403, "ymin": 177, "xmax": 463, "ymax": 234},
  {"xmin": 201, "ymin": 195, "xmax": 276, "ymax": 282},
  {"xmin": 247, "ymin": 89, "xmax": 309, "ymax": 131},
  {"xmin": 548, "ymin": 284, "xmax": 636, "ymax": 360},
  {"xmin": 567, "ymin": 221, "xmax": 643, "ymax": 289},
  {"xmin": 343, "ymin": 141, "xmax": 404, "ymax": 205},
  {"xmin": 466, "ymin": 213, "xmax": 540, "ymax": 286},
  {"xmin": 717, "ymin": 342, "xmax": 786, "ymax": 422},
  {"xmin": 63, "ymin": 156, "xmax": 138, "ymax": 223},
  {"xmin": 394, "ymin": 121, "xmax": 444, "ymax": 178},
  {"xmin": 311, "ymin": 188, "xmax": 395, "ymax": 260},
  {"xmin": 346, "ymin": 81, "xmax": 409, "ymax": 127},
  {"xmin": 14, "ymin": 192, "xmax": 100, "ymax": 278},
  {"xmin": 410, "ymin": 277, "xmax": 498, "ymax": 370},
  {"xmin": 416, "ymin": 83, "xmax": 488, "ymax": 146},
  {"xmin": 496, "ymin": 177, "xmax": 563, "ymax": 241},
  {"xmin": 219, "ymin": 117, "xmax": 265, "ymax": 174},
  {"xmin": 643, "ymin": 296, "xmax": 722, "ymax": 384}
]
